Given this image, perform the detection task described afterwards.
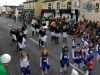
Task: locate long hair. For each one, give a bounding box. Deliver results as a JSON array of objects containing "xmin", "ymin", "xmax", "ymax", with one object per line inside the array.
[
  {"xmin": 62, "ymin": 46, "xmax": 69, "ymax": 53},
  {"xmin": 20, "ymin": 52, "xmax": 29, "ymax": 60},
  {"xmin": 41, "ymin": 49, "xmax": 49, "ymax": 57}
]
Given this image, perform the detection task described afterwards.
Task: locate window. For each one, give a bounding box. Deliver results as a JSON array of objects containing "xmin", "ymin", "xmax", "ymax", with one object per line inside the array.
[
  {"xmin": 67, "ymin": 2, "xmax": 71, "ymax": 9},
  {"xmin": 57, "ymin": 2, "xmax": 60, "ymax": 10},
  {"xmin": 48, "ymin": 3, "xmax": 51, "ymax": 9},
  {"xmin": 95, "ymin": 3, "xmax": 99, "ymax": 12}
]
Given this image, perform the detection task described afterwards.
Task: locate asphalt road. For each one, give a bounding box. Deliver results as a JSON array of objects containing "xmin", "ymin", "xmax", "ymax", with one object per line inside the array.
[{"xmin": 0, "ymin": 17, "xmax": 99, "ymax": 75}]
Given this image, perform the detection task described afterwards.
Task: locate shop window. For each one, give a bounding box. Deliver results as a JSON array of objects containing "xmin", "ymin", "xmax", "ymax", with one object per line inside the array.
[
  {"xmin": 95, "ymin": 3, "xmax": 99, "ymax": 12},
  {"xmin": 48, "ymin": 3, "xmax": 52, "ymax": 9},
  {"xmin": 57, "ymin": 2, "xmax": 60, "ymax": 10}
]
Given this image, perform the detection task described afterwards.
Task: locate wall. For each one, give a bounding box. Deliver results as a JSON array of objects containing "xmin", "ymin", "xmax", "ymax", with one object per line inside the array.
[
  {"xmin": 80, "ymin": 0, "xmax": 100, "ymax": 21},
  {"xmin": 34, "ymin": 0, "xmax": 42, "ymax": 17},
  {"xmin": 24, "ymin": 2, "xmax": 35, "ymax": 9}
]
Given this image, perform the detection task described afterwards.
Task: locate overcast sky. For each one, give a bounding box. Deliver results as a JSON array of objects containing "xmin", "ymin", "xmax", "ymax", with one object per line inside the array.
[{"xmin": 0, "ymin": 0, "xmax": 25, "ymax": 6}]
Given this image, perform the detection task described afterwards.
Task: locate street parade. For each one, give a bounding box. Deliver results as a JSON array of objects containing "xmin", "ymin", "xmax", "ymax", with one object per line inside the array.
[
  {"xmin": 0, "ymin": 0, "xmax": 100, "ymax": 75},
  {"xmin": 0, "ymin": 15, "xmax": 99, "ymax": 75}
]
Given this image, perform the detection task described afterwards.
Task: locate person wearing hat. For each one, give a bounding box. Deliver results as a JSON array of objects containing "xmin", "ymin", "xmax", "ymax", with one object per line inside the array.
[
  {"xmin": 84, "ymin": 61, "xmax": 93, "ymax": 75},
  {"xmin": 60, "ymin": 45, "xmax": 69, "ymax": 75}
]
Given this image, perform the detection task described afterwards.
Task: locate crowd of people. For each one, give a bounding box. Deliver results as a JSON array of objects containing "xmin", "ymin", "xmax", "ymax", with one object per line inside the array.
[{"xmin": 9, "ymin": 16, "xmax": 100, "ymax": 75}]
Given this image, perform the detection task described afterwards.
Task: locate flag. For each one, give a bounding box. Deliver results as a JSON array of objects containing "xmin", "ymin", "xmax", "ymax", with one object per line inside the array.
[{"xmin": 0, "ymin": 58, "xmax": 6, "ymax": 75}]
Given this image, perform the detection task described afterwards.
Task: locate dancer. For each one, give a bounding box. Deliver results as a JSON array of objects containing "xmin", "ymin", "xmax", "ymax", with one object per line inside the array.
[
  {"xmin": 40, "ymin": 50, "xmax": 50, "ymax": 75},
  {"xmin": 62, "ymin": 26, "xmax": 68, "ymax": 42},
  {"xmin": 72, "ymin": 34, "xmax": 77, "ymax": 55},
  {"xmin": 21, "ymin": 25, "xmax": 27, "ymax": 39},
  {"xmin": 49, "ymin": 25, "xmax": 56, "ymax": 43},
  {"xmin": 55, "ymin": 26, "xmax": 61, "ymax": 44},
  {"xmin": 96, "ymin": 38, "xmax": 100, "ymax": 61},
  {"xmin": 60, "ymin": 45, "xmax": 69, "ymax": 75},
  {"xmin": 10, "ymin": 26, "xmax": 17, "ymax": 45},
  {"xmin": 82, "ymin": 32, "xmax": 89, "ymax": 42},
  {"xmin": 88, "ymin": 42, "xmax": 94, "ymax": 61},
  {"xmin": 17, "ymin": 32, "xmax": 26, "ymax": 53},
  {"xmin": 31, "ymin": 22, "xmax": 35, "ymax": 36},
  {"xmin": 35, "ymin": 22, "xmax": 40, "ymax": 37},
  {"xmin": 84, "ymin": 61, "xmax": 93, "ymax": 75},
  {"xmin": 73, "ymin": 47, "xmax": 82, "ymax": 69},
  {"xmin": 42, "ymin": 19, "xmax": 46, "ymax": 33},
  {"xmin": 20, "ymin": 52, "xmax": 31, "ymax": 75},
  {"xmin": 39, "ymin": 27, "xmax": 47, "ymax": 48}
]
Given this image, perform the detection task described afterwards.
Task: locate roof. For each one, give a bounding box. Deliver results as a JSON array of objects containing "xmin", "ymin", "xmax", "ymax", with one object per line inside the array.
[
  {"xmin": 16, "ymin": 6, "xmax": 24, "ymax": 10},
  {"xmin": 43, "ymin": 0, "xmax": 57, "ymax": 2},
  {"xmin": 23, "ymin": 0, "xmax": 38, "ymax": 3},
  {"xmin": 3, "ymin": 5, "xmax": 17, "ymax": 7}
]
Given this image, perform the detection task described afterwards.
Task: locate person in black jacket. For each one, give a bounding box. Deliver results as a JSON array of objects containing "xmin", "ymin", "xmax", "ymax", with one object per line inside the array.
[
  {"xmin": 16, "ymin": 28, "xmax": 23, "ymax": 51},
  {"xmin": 49, "ymin": 25, "xmax": 56, "ymax": 42},
  {"xmin": 55, "ymin": 26, "xmax": 61, "ymax": 44},
  {"xmin": 31, "ymin": 22, "xmax": 35, "ymax": 36},
  {"xmin": 17, "ymin": 32, "xmax": 26, "ymax": 53},
  {"xmin": 21, "ymin": 25, "xmax": 27, "ymax": 39},
  {"xmin": 39, "ymin": 27, "xmax": 46, "ymax": 47},
  {"xmin": 10, "ymin": 26, "xmax": 16, "ymax": 45}
]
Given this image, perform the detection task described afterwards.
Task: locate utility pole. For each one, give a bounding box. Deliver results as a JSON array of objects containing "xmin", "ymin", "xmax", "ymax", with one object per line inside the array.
[{"xmin": 6, "ymin": 2, "xmax": 7, "ymax": 13}]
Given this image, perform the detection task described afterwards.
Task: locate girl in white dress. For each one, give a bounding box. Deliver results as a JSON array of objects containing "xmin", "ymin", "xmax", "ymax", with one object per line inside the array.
[{"xmin": 20, "ymin": 52, "xmax": 31, "ymax": 75}]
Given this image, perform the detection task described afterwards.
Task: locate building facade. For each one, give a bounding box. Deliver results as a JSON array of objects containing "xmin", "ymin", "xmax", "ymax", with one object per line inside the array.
[
  {"xmin": 42, "ymin": 0, "xmax": 100, "ymax": 21},
  {"xmin": 23, "ymin": 0, "xmax": 42, "ymax": 17}
]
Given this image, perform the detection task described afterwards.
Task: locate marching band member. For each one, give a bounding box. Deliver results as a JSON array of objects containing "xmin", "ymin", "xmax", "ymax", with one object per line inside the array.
[
  {"xmin": 17, "ymin": 32, "xmax": 26, "ymax": 53},
  {"xmin": 54, "ymin": 26, "xmax": 61, "ymax": 44},
  {"xmin": 20, "ymin": 52, "xmax": 31, "ymax": 75},
  {"xmin": 35, "ymin": 22, "xmax": 40, "ymax": 37},
  {"xmin": 96, "ymin": 38, "xmax": 100, "ymax": 61},
  {"xmin": 10, "ymin": 26, "xmax": 17, "ymax": 45},
  {"xmin": 31, "ymin": 22, "xmax": 35, "ymax": 36},
  {"xmin": 60, "ymin": 45, "xmax": 69, "ymax": 75},
  {"xmin": 39, "ymin": 27, "xmax": 47, "ymax": 48},
  {"xmin": 73, "ymin": 47, "xmax": 82, "ymax": 69},
  {"xmin": 84, "ymin": 61, "xmax": 93, "ymax": 75},
  {"xmin": 72, "ymin": 35, "xmax": 77, "ymax": 55},
  {"xmin": 82, "ymin": 33, "xmax": 89, "ymax": 42},
  {"xmin": 40, "ymin": 50, "xmax": 50, "ymax": 75},
  {"xmin": 62, "ymin": 26, "xmax": 68, "ymax": 42},
  {"xmin": 49, "ymin": 25, "xmax": 56, "ymax": 43}
]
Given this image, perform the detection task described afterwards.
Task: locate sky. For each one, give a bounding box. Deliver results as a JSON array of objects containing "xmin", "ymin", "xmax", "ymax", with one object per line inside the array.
[{"xmin": 0, "ymin": 0, "xmax": 26, "ymax": 6}]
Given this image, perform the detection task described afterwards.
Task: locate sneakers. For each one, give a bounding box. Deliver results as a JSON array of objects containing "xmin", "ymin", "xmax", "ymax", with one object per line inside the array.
[
  {"xmin": 64, "ymin": 70, "xmax": 69, "ymax": 74},
  {"xmin": 60, "ymin": 72, "xmax": 62, "ymax": 75},
  {"xmin": 41, "ymin": 45, "xmax": 45, "ymax": 48}
]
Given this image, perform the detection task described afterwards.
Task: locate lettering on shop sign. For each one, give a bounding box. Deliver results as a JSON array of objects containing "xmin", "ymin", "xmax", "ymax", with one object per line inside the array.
[{"xmin": 83, "ymin": 1, "xmax": 95, "ymax": 12}]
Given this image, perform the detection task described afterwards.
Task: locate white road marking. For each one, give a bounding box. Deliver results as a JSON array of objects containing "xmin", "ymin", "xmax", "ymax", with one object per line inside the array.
[
  {"xmin": 30, "ymin": 38, "xmax": 84, "ymax": 74},
  {"xmin": 3, "ymin": 21, "xmax": 6, "ymax": 23},
  {"xmin": 8, "ymin": 24, "xmax": 12, "ymax": 26}
]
